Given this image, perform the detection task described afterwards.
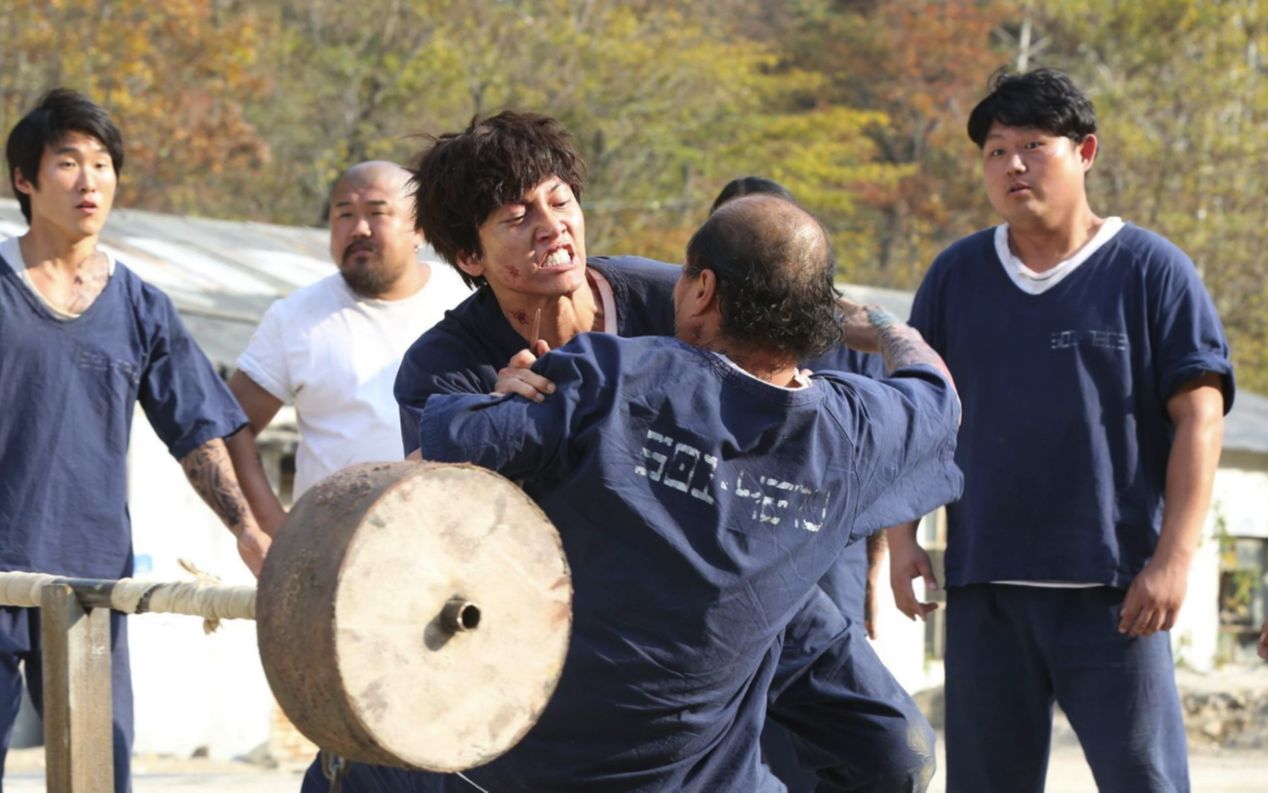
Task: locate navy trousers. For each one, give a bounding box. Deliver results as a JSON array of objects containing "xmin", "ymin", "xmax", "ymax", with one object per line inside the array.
[
  {"xmin": 762, "ymin": 591, "xmax": 935, "ymax": 793},
  {"xmin": 944, "ymin": 584, "xmax": 1189, "ymax": 793},
  {"xmin": 0, "ymin": 606, "xmax": 134, "ymax": 793},
  {"xmin": 763, "ymin": 543, "xmax": 933, "ymax": 793}
]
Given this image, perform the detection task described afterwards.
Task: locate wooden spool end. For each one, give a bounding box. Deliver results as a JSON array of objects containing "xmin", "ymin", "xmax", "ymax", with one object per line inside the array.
[{"xmin": 257, "ymin": 461, "xmax": 572, "ymax": 771}]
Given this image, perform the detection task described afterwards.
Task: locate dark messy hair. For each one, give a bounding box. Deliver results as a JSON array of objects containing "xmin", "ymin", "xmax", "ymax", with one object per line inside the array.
[
  {"xmin": 6, "ymin": 88, "xmax": 125, "ymax": 223},
  {"xmin": 411, "ymin": 111, "xmax": 587, "ymax": 289},
  {"xmin": 685, "ymin": 195, "xmax": 841, "ymax": 360},
  {"xmin": 967, "ymin": 68, "xmax": 1097, "ymax": 148},
  {"xmin": 710, "ymin": 176, "xmax": 792, "ymax": 214}
]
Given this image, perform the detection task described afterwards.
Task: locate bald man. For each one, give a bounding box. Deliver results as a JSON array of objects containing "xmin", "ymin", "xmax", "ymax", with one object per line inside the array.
[
  {"xmin": 227, "ymin": 161, "xmax": 470, "ymax": 532},
  {"xmin": 321, "ymin": 194, "xmax": 962, "ymax": 792}
]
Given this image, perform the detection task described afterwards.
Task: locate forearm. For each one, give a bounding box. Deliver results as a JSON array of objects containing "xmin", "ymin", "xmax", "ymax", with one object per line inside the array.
[
  {"xmin": 874, "ymin": 316, "xmax": 954, "ymax": 387},
  {"xmin": 885, "ymin": 520, "xmax": 921, "ymax": 550},
  {"xmin": 1155, "ymin": 410, "xmax": 1223, "ymax": 567},
  {"xmin": 224, "ymin": 429, "xmax": 286, "ymax": 536},
  {"xmin": 836, "ymin": 298, "xmax": 955, "ymax": 390},
  {"xmin": 865, "ymin": 531, "xmax": 887, "ymax": 584},
  {"xmin": 180, "ymin": 437, "xmax": 259, "ymax": 538}
]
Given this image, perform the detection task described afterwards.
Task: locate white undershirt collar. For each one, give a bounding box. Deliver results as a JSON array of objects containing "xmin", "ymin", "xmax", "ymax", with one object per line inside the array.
[{"xmin": 995, "ymin": 217, "xmax": 1124, "ymax": 295}]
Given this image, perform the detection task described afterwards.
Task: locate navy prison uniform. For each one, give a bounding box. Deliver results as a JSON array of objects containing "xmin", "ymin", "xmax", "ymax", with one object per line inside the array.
[
  {"xmin": 909, "ymin": 223, "xmax": 1234, "ymax": 793},
  {"xmin": 0, "ymin": 252, "xmax": 247, "ymax": 793},
  {"xmin": 402, "ymin": 257, "xmax": 937, "ymax": 791},
  {"xmin": 324, "ymin": 331, "xmax": 961, "ymax": 791}
]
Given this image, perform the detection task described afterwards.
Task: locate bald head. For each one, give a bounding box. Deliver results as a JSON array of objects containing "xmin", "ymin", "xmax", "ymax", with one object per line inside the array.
[
  {"xmin": 328, "ymin": 160, "xmax": 423, "ymax": 298},
  {"xmin": 684, "ymin": 195, "xmax": 840, "ymax": 359},
  {"xmin": 333, "ymin": 160, "xmax": 412, "ymax": 198}
]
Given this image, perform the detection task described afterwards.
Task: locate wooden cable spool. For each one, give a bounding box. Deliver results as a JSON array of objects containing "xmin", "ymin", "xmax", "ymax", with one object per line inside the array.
[{"xmin": 258, "ymin": 461, "xmax": 573, "ymax": 771}]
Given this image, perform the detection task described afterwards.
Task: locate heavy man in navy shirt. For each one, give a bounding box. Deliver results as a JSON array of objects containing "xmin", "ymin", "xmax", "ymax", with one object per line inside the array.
[
  {"xmin": 323, "ymin": 194, "xmax": 960, "ymax": 792},
  {"xmin": 0, "ymin": 90, "xmax": 268, "ymax": 792},
  {"xmin": 888, "ymin": 69, "xmax": 1233, "ymax": 793}
]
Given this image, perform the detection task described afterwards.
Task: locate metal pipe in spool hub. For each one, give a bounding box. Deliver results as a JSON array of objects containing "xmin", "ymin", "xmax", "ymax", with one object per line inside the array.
[{"xmin": 0, "ymin": 461, "xmax": 573, "ymax": 774}]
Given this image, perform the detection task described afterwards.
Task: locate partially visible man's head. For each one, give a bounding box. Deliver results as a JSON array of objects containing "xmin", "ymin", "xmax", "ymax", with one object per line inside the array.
[
  {"xmin": 710, "ymin": 176, "xmax": 792, "ymax": 214},
  {"xmin": 412, "ymin": 112, "xmax": 587, "ymax": 290},
  {"xmin": 6, "ymin": 88, "xmax": 124, "ymax": 230},
  {"xmin": 681, "ymin": 195, "xmax": 840, "ymax": 360},
  {"xmin": 967, "ymin": 68, "xmax": 1096, "ymax": 147},
  {"xmin": 328, "ymin": 161, "xmax": 421, "ymax": 297}
]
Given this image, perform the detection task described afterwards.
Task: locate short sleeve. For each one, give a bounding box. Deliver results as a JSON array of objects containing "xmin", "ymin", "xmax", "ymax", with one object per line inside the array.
[
  {"xmin": 1150, "ymin": 255, "xmax": 1235, "ymax": 413},
  {"xmin": 137, "ymin": 290, "xmax": 247, "ymax": 459},
  {"xmin": 235, "ymin": 300, "xmax": 292, "ymax": 402},
  {"xmin": 821, "ymin": 366, "xmax": 963, "ymax": 538}
]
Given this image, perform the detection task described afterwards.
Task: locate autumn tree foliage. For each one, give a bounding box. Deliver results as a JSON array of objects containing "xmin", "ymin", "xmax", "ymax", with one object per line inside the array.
[
  {"xmin": 0, "ymin": 0, "xmax": 270, "ymax": 216},
  {"xmin": 1, "ymin": 0, "xmax": 1264, "ymax": 388},
  {"xmin": 768, "ymin": 0, "xmax": 1014, "ymax": 287}
]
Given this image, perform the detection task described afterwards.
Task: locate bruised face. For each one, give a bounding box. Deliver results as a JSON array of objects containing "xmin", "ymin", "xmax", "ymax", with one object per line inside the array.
[
  {"xmin": 458, "ymin": 176, "xmax": 587, "ymax": 302},
  {"xmin": 15, "ymin": 130, "xmax": 117, "ymax": 241},
  {"xmin": 328, "ymin": 167, "xmax": 421, "ymax": 297},
  {"xmin": 981, "ymin": 122, "xmax": 1097, "ymax": 230}
]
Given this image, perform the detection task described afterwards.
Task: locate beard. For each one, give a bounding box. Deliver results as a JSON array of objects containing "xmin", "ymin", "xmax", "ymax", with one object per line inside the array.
[{"xmin": 339, "ymin": 250, "xmax": 401, "ymax": 298}]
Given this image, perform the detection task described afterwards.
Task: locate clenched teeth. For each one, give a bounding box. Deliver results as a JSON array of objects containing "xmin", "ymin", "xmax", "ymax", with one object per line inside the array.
[{"xmin": 543, "ymin": 249, "xmax": 570, "ymax": 267}]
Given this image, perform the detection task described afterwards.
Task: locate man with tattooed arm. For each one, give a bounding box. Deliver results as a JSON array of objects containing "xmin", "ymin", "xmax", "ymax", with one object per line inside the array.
[{"xmin": 0, "ymin": 89, "xmax": 268, "ymax": 793}]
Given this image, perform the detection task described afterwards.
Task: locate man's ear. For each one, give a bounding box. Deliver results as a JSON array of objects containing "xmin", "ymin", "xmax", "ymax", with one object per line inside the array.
[
  {"xmin": 1078, "ymin": 133, "xmax": 1098, "ymax": 172},
  {"xmin": 12, "ymin": 167, "xmax": 33, "ymax": 196},
  {"xmin": 455, "ymin": 250, "xmax": 484, "ymax": 279},
  {"xmin": 682, "ymin": 268, "xmax": 718, "ymax": 319}
]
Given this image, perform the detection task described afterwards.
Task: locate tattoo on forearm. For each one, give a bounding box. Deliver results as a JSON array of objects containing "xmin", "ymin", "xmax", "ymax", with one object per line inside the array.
[
  {"xmin": 876, "ymin": 323, "xmax": 955, "ymax": 387},
  {"xmin": 180, "ymin": 438, "xmax": 250, "ymax": 535}
]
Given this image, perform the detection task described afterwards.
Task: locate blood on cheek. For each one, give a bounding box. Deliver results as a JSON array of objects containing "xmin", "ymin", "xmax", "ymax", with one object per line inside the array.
[{"xmin": 505, "ymin": 264, "xmax": 522, "ymax": 283}]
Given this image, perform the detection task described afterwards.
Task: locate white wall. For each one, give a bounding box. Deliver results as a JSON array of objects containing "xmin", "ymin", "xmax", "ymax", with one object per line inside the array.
[
  {"xmin": 1172, "ymin": 463, "xmax": 1268, "ymax": 671},
  {"xmin": 870, "ymin": 550, "xmax": 943, "ymax": 694},
  {"xmin": 126, "ymin": 418, "xmax": 273, "ymax": 759},
  {"xmin": 859, "ymin": 514, "xmax": 945, "ymax": 694}
]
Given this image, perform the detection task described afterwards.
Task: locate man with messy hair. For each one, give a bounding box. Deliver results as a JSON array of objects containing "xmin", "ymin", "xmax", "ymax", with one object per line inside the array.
[{"xmin": 400, "ymin": 114, "xmax": 940, "ymax": 791}]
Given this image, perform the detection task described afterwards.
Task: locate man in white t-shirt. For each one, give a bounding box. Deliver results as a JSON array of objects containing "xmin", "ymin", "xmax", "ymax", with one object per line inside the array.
[{"xmin": 226, "ymin": 161, "xmax": 470, "ymax": 532}]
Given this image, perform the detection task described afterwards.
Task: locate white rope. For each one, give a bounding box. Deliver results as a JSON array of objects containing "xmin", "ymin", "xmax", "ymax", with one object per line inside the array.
[
  {"xmin": 0, "ymin": 571, "xmax": 256, "ymax": 626},
  {"xmin": 0, "ymin": 572, "xmax": 58, "ymax": 608},
  {"xmin": 109, "ymin": 578, "xmax": 256, "ymax": 621}
]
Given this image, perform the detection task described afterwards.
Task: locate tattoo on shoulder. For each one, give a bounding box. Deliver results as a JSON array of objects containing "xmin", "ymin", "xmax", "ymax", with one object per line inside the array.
[{"xmin": 180, "ymin": 439, "xmax": 249, "ymax": 534}]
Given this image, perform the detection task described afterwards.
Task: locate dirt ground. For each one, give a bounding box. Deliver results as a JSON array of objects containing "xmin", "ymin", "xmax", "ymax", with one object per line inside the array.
[{"xmin": 5, "ymin": 738, "xmax": 1266, "ymax": 792}]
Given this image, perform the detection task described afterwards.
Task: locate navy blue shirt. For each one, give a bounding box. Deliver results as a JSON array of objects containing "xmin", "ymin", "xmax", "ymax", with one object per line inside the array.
[
  {"xmin": 395, "ymin": 256, "xmax": 679, "ymax": 455},
  {"xmin": 420, "ymin": 332, "xmax": 962, "ymax": 791},
  {"xmin": 909, "ymin": 224, "xmax": 1234, "ymax": 588},
  {"xmin": 0, "ymin": 254, "xmax": 246, "ymax": 579}
]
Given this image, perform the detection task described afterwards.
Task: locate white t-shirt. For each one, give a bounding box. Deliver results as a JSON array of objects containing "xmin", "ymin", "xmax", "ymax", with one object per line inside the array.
[{"xmin": 237, "ymin": 263, "xmax": 470, "ymax": 497}]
